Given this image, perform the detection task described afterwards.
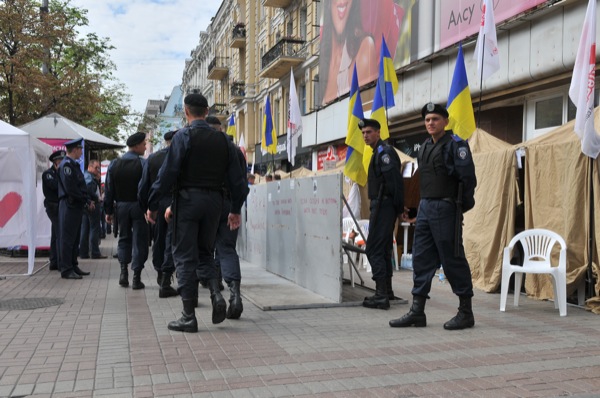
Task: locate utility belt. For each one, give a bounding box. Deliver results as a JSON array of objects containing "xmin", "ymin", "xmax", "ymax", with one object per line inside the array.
[
  {"xmin": 178, "ymin": 187, "xmax": 223, "ymax": 200},
  {"xmin": 423, "ymin": 197, "xmax": 455, "ymax": 204}
]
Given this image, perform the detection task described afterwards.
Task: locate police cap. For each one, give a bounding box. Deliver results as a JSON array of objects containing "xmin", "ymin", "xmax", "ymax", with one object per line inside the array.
[
  {"xmin": 184, "ymin": 93, "xmax": 208, "ymax": 108},
  {"xmin": 64, "ymin": 138, "xmax": 83, "ymax": 150},
  {"xmin": 205, "ymin": 116, "xmax": 221, "ymax": 126},
  {"xmin": 421, "ymin": 102, "xmax": 449, "ymax": 119},
  {"xmin": 358, "ymin": 118, "xmax": 380, "ymax": 130},
  {"xmin": 126, "ymin": 132, "xmax": 146, "ymax": 147},
  {"xmin": 164, "ymin": 130, "xmax": 177, "ymax": 141},
  {"xmin": 49, "ymin": 150, "xmax": 66, "ymax": 162}
]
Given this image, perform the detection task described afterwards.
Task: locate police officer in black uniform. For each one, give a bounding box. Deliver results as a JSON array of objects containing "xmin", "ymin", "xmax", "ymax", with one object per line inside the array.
[
  {"xmin": 42, "ymin": 150, "xmax": 65, "ymax": 271},
  {"xmin": 105, "ymin": 132, "xmax": 149, "ymax": 290},
  {"xmin": 360, "ymin": 118, "xmax": 404, "ymax": 310},
  {"xmin": 138, "ymin": 130, "xmax": 178, "ymax": 298},
  {"xmin": 57, "ymin": 138, "xmax": 92, "ymax": 279},
  {"xmin": 390, "ymin": 103, "xmax": 477, "ymax": 330},
  {"xmin": 206, "ymin": 115, "xmax": 249, "ymax": 319},
  {"xmin": 146, "ymin": 93, "xmax": 247, "ymax": 333}
]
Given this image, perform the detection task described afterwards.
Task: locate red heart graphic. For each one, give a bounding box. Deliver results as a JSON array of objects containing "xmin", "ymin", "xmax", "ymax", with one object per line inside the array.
[{"xmin": 0, "ymin": 192, "xmax": 23, "ymax": 228}]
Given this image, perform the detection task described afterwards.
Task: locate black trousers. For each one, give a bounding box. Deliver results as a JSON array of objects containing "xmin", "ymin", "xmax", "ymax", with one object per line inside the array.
[
  {"xmin": 116, "ymin": 201, "xmax": 149, "ymax": 271},
  {"xmin": 365, "ymin": 198, "xmax": 396, "ymax": 281},
  {"xmin": 58, "ymin": 200, "xmax": 83, "ymax": 276},
  {"xmin": 173, "ymin": 190, "xmax": 222, "ymax": 300},
  {"xmin": 215, "ymin": 196, "xmax": 241, "ymax": 283},
  {"xmin": 411, "ymin": 199, "xmax": 473, "ymax": 298},
  {"xmin": 45, "ymin": 204, "xmax": 59, "ymax": 267},
  {"xmin": 151, "ymin": 197, "xmax": 172, "ymax": 273}
]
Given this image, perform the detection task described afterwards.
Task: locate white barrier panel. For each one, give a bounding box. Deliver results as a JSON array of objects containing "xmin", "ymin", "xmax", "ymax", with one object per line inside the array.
[{"xmin": 241, "ymin": 173, "xmax": 343, "ymax": 302}]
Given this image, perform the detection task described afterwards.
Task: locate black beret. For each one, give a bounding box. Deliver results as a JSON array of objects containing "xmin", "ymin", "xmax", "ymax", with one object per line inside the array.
[
  {"xmin": 64, "ymin": 138, "xmax": 83, "ymax": 150},
  {"xmin": 421, "ymin": 102, "xmax": 449, "ymax": 119},
  {"xmin": 358, "ymin": 118, "xmax": 381, "ymax": 130},
  {"xmin": 126, "ymin": 132, "xmax": 146, "ymax": 147},
  {"xmin": 205, "ymin": 116, "xmax": 221, "ymax": 126},
  {"xmin": 49, "ymin": 150, "xmax": 66, "ymax": 162},
  {"xmin": 184, "ymin": 93, "xmax": 208, "ymax": 108},
  {"xmin": 164, "ymin": 130, "xmax": 177, "ymax": 141}
]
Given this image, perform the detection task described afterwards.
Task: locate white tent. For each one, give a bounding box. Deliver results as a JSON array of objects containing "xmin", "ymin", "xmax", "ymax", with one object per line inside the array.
[{"xmin": 0, "ymin": 120, "xmax": 52, "ymax": 275}]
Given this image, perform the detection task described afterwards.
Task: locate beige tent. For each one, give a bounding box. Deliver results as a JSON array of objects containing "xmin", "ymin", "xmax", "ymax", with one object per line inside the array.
[
  {"xmin": 519, "ymin": 113, "xmax": 597, "ymax": 311},
  {"xmin": 463, "ymin": 128, "xmax": 519, "ymax": 293}
]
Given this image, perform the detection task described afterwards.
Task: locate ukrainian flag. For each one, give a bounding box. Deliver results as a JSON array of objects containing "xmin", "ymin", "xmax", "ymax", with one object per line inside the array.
[
  {"xmin": 226, "ymin": 114, "xmax": 236, "ymax": 139},
  {"xmin": 446, "ymin": 43, "xmax": 476, "ymax": 140},
  {"xmin": 261, "ymin": 96, "xmax": 277, "ymax": 154},
  {"xmin": 378, "ymin": 35, "xmax": 398, "ymax": 109},
  {"xmin": 344, "ymin": 65, "xmax": 368, "ymax": 186}
]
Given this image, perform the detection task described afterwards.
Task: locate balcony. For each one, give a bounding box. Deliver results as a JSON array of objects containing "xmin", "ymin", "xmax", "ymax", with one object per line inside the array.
[
  {"xmin": 208, "ymin": 103, "xmax": 229, "ymax": 122},
  {"xmin": 207, "ymin": 57, "xmax": 228, "ymax": 80},
  {"xmin": 260, "ymin": 37, "xmax": 306, "ymax": 80},
  {"xmin": 230, "ymin": 81, "xmax": 245, "ymax": 103},
  {"xmin": 230, "ymin": 23, "xmax": 246, "ymax": 49},
  {"xmin": 263, "ymin": 0, "xmax": 293, "ymax": 8}
]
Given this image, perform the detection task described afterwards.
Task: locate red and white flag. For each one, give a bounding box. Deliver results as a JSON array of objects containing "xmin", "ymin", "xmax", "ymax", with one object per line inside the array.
[
  {"xmin": 287, "ymin": 68, "xmax": 303, "ymax": 167},
  {"xmin": 474, "ymin": 0, "xmax": 500, "ymax": 81},
  {"xmin": 238, "ymin": 133, "xmax": 247, "ymax": 161},
  {"xmin": 568, "ymin": 0, "xmax": 600, "ymax": 159}
]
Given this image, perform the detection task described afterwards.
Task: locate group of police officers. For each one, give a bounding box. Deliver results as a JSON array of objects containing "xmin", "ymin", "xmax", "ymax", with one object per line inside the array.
[{"xmin": 42, "ymin": 95, "xmax": 476, "ymax": 333}]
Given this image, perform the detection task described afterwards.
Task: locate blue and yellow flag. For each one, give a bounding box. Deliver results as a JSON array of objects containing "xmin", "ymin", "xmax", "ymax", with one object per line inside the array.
[
  {"xmin": 344, "ymin": 65, "xmax": 368, "ymax": 186},
  {"xmin": 447, "ymin": 43, "xmax": 476, "ymax": 140},
  {"xmin": 226, "ymin": 114, "xmax": 236, "ymax": 139},
  {"xmin": 378, "ymin": 35, "xmax": 399, "ymax": 109},
  {"xmin": 261, "ymin": 96, "xmax": 277, "ymax": 154}
]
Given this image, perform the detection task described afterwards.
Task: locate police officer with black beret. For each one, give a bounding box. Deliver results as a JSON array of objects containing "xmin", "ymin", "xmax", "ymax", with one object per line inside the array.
[
  {"xmin": 360, "ymin": 118, "xmax": 405, "ymax": 310},
  {"xmin": 42, "ymin": 150, "xmax": 65, "ymax": 271},
  {"xmin": 105, "ymin": 131, "xmax": 148, "ymax": 290},
  {"xmin": 138, "ymin": 130, "xmax": 178, "ymax": 299},
  {"xmin": 146, "ymin": 93, "xmax": 247, "ymax": 333},
  {"xmin": 57, "ymin": 139, "xmax": 92, "ymax": 279},
  {"xmin": 390, "ymin": 103, "xmax": 477, "ymax": 330}
]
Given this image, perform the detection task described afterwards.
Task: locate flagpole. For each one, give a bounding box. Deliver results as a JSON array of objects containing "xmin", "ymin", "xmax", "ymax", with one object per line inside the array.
[
  {"xmin": 587, "ymin": 157, "xmax": 595, "ymax": 298},
  {"xmin": 476, "ymin": 35, "xmax": 486, "ymax": 129}
]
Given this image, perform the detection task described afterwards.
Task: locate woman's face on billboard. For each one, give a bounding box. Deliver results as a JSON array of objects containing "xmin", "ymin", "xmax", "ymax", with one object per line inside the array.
[{"xmin": 331, "ymin": 0, "xmax": 352, "ymax": 36}]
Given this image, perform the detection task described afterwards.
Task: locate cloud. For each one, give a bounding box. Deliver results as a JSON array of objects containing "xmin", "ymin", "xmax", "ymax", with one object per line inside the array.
[{"xmin": 70, "ymin": 0, "xmax": 222, "ymax": 113}]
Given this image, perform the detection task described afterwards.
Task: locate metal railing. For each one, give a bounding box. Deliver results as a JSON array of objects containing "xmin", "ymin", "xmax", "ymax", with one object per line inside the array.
[
  {"xmin": 232, "ymin": 23, "xmax": 246, "ymax": 40},
  {"xmin": 230, "ymin": 81, "xmax": 245, "ymax": 97},
  {"xmin": 208, "ymin": 56, "xmax": 227, "ymax": 74},
  {"xmin": 261, "ymin": 37, "xmax": 306, "ymax": 70}
]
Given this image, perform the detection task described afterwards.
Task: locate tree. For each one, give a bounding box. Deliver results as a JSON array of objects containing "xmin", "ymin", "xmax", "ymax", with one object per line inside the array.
[{"xmin": 0, "ymin": 0, "xmax": 129, "ymax": 137}]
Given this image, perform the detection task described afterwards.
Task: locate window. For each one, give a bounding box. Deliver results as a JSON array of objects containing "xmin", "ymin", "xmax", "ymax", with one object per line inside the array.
[
  {"xmin": 300, "ymin": 8, "xmax": 307, "ymax": 40},
  {"xmin": 300, "ymin": 84, "xmax": 306, "ymax": 115},
  {"xmin": 313, "ymin": 74, "xmax": 319, "ymax": 110},
  {"xmin": 274, "ymin": 99, "xmax": 280, "ymax": 132},
  {"xmin": 534, "ymin": 97, "xmax": 562, "ymax": 130}
]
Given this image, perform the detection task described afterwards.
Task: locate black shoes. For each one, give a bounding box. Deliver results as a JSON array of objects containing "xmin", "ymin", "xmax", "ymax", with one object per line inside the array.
[
  {"xmin": 119, "ymin": 263, "xmax": 129, "ymax": 287},
  {"xmin": 159, "ymin": 272, "xmax": 178, "ymax": 298},
  {"xmin": 443, "ymin": 296, "xmax": 475, "ymax": 330},
  {"xmin": 132, "ymin": 270, "xmax": 145, "ymax": 290},
  {"xmin": 226, "ymin": 280, "xmax": 243, "ymax": 320},
  {"xmin": 363, "ymin": 279, "xmax": 390, "ymax": 310},
  {"xmin": 61, "ymin": 271, "xmax": 82, "ymax": 280},
  {"xmin": 92, "ymin": 254, "xmax": 107, "ymax": 259},
  {"xmin": 168, "ymin": 299, "xmax": 198, "ymax": 333},
  {"xmin": 73, "ymin": 266, "xmax": 90, "ymax": 276},
  {"xmin": 49, "ymin": 264, "xmax": 58, "ymax": 271},
  {"xmin": 389, "ymin": 295, "xmax": 427, "ymax": 327},
  {"xmin": 208, "ymin": 279, "xmax": 227, "ymax": 324}
]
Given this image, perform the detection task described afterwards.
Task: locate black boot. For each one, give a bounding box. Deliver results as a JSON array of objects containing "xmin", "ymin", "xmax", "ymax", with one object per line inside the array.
[
  {"xmin": 168, "ymin": 299, "xmax": 198, "ymax": 333},
  {"xmin": 159, "ymin": 272, "xmax": 178, "ymax": 298},
  {"xmin": 226, "ymin": 280, "xmax": 243, "ymax": 320},
  {"xmin": 389, "ymin": 295, "xmax": 427, "ymax": 327},
  {"xmin": 119, "ymin": 263, "xmax": 129, "ymax": 287},
  {"xmin": 444, "ymin": 296, "xmax": 475, "ymax": 330},
  {"xmin": 208, "ymin": 279, "xmax": 227, "ymax": 324},
  {"xmin": 386, "ymin": 277, "xmax": 395, "ymax": 300},
  {"xmin": 363, "ymin": 279, "xmax": 390, "ymax": 310},
  {"xmin": 156, "ymin": 271, "xmax": 163, "ymax": 285},
  {"xmin": 132, "ymin": 269, "xmax": 145, "ymax": 290}
]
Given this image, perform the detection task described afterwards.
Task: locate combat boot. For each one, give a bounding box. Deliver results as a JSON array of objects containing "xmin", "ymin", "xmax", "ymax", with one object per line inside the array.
[
  {"xmin": 386, "ymin": 277, "xmax": 395, "ymax": 300},
  {"xmin": 156, "ymin": 271, "xmax": 163, "ymax": 285},
  {"xmin": 168, "ymin": 299, "xmax": 198, "ymax": 333},
  {"xmin": 159, "ymin": 272, "xmax": 178, "ymax": 298},
  {"xmin": 443, "ymin": 296, "xmax": 475, "ymax": 330},
  {"xmin": 363, "ymin": 279, "xmax": 390, "ymax": 310},
  {"xmin": 226, "ymin": 280, "xmax": 243, "ymax": 319},
  {"xmin": 389, "ymin": 295, "xmax": 427, "ymax": 327},
  {"xmin": 208, "ymin": 279, "xmax": 227, "ymax": 324},
  {"xmin": 119, "ymin": 263, "xmax": 129, "ymax": 287},
  {"xmin": 132, "ymin": 269, "xmax": 145, "ymax": 290}
]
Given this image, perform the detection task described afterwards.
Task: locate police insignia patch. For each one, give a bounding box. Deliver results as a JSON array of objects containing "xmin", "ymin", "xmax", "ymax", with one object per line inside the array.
[
  {"xmin": 64, "ymin": 166, "xmax": 72, "ymax": 176},
  {"xmin": 382, "ymin": 154, "xmax": 391, "ymax": 164},
  {"xmin": 457, "ymin": 147, "xmax": 468, "ymax": 160},
  {"xmin": 46, "ymin": 174, "xmax": 52, "ymax": 180}
]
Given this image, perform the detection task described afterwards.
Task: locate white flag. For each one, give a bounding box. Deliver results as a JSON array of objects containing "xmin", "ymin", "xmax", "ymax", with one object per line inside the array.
[
  {"xmin": 286, "ymin": 68, "xmax": 303, "ymax": 166},
  {"xmin": 568, "ymin": 0, "xmax": 600, "ymax": 159},
  {"xmin": 238, "ymin": 133, "xmax": 247, "ymax": 161},
  {"xmin": 474, "ymin": 0, "xmax": 500, "ymax": 81}
]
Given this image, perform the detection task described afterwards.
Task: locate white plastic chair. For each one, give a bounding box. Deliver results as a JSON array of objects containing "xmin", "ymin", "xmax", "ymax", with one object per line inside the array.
[
  {"xmin": 500, "ymin": 229, "xmax": 569, "ymax": 316},
  {"xmin": 353, "ymin": 220, "xmax": 370, "ymax": 271}
]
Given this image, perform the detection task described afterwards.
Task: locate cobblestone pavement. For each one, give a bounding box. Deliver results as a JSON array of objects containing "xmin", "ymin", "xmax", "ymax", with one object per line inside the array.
[{"xmin": 1, "ymin": 235, "xmax": 599, "ymax": 398}]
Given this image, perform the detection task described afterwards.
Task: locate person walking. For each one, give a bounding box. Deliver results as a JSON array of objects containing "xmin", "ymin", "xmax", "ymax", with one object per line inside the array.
[
  {"xmin": 42, "ymin": 150, "xmax": 65, "ymax": 271},
  {"xmin": 146, "ymin": 93, "xmax": 247, "ymax": 333},
  {"xmin": 206, "ymin": 115, "xmax": 249, "ymax": 319},
  {"xmin": 105, "ymin": 132, "xmax": 148, "ymax": 289},
  {"xmin": 138, "ymin": 130, "xmax": 178, "ymax": 298},
  {"xmin": 79, "ymin": 160, "xmax": 107, "ymax": 259},
  {"xmin": 359, "ymin": 118, "xmax": 404, "ymax": 310},
  {"xmin": 389, "ymin": 103, "xmax": 477, "ymax": 330},
  {"xmin": 57, "ymin": 138, "xmax": 92, "ymax": 279}
]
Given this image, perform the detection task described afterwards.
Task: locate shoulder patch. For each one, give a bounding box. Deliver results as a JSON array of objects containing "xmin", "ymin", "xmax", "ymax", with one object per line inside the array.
[
  {"xmin": 381, "ymin": 154, "xmax": 391, "ymax": 165},
  {"xmin": 46, "ymin": 173, "xmax": 53, "ymax": 180},
  {"xmin": 64, "ymin": 166, "xmax": 72, "ymax": 176},
  {"xmin": 377, "ymin": 145, "xmax": 384, "ymax": 154},
  {"xmin": 457, "ymin": 146, "xmax": 469, "ymax": 160}
]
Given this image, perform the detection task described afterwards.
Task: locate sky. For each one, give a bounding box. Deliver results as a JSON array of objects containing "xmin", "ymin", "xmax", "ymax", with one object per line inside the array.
[{"xmin": 70, "ymin": 0, "xmax": 223, "ymax": 114}]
